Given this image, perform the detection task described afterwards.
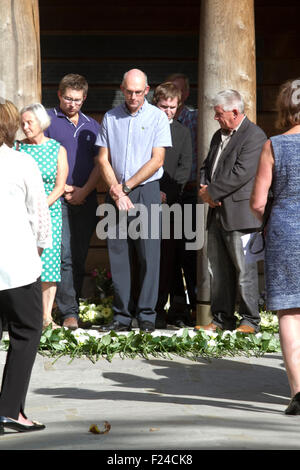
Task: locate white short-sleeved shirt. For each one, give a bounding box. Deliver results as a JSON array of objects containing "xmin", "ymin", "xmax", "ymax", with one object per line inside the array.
[{"xmin": 96, "ymin": 99, "xmax": 172, "ymax": 184}]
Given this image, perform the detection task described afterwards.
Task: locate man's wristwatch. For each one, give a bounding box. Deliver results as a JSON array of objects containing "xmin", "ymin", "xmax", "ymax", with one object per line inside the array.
[{"xmin": 122, "ymin": 183, "xmax": 131, "ymax": 194}]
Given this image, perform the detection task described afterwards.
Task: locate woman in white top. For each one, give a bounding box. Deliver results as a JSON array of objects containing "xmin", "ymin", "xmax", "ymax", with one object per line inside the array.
[{"xmin": 0, "ymin": 100, "xmax": 51, "ymax": 434}]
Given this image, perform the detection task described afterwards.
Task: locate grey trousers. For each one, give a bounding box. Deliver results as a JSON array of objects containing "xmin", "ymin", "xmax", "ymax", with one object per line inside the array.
[
  {"xmin": 107, "ymin": 181, "xmax": 161, "ymax": 326},
  {"xmin": 207, "ymin": 211, "xmax": 260, "ymax": 331}
]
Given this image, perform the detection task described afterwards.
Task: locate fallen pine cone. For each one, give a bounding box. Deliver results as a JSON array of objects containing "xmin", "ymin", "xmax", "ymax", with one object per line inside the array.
[{"xmin": 89, "ymin": 421, "xmax": 111, "ymax": 434}]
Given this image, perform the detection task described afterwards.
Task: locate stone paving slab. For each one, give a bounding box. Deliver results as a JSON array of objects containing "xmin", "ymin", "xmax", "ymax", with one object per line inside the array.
[{"xmin": 0, "ymin": 341, "xmax": 299, "ymax": 453}]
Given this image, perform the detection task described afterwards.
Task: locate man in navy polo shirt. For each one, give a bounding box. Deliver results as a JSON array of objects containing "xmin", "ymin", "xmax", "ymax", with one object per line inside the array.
[{"xmin": 44, "ymin": 74, "xmax": 100, "ymax": 330}]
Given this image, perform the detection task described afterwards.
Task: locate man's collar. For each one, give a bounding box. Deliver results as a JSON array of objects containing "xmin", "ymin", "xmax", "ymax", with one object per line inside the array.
[
  {"xmin": 177, "ymin": 106, "xmax": 189, "ymax": 121},
  {"xmin": 54, "ymin": 106, "xmax": 68, "ymax": 118},
  {"xmin": 233, "ymin": 114, "xmax": 246, "ymax": 132},
  {"xmin": 221, "ymin": 115, "xmax": 246, "ymax": 136},
  {"xmin": 54, "ymin": 106, "xmax": 86, "ymax": 122},
  {"xmin": 122, "ymin": 98, "xmax": 148, "ymax": 116}
]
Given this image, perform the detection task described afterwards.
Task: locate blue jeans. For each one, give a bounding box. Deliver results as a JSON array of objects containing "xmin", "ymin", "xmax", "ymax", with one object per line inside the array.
[
  {"xmin": 55, "ymin": 195, "xmax": 98, "ymax": 320},
  {"xmin": 207, "ymin": 211, "xmax": 260, "ymax": 331}
]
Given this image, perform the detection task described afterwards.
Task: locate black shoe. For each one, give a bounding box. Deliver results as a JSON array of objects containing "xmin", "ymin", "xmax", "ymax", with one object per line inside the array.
[
  {"xmin": 170, "ymin": 318, "xmax": 186, "ymax": 328},
  {"xmin": 285, "ymin": 392, "xmax": 300, "ymax": 415},
  {"xmin": 155, "ymin": 313, "xmax": 167, "ymax": 329},
  {"xmin": 139, "ymin": 321, "xmax": 155, "ymax": 333},
  {"xmin": 155, "ymin": 318, "xmax": 167, "ymax": 329},
  {"xmin": 98, "ymin": 320, "xmax": 131, "ymax": 332},
  {"xmin": 171, "ymin": 314, "xmax": 195, "ymax": 327},
  {"xmin": 0, "ymin": 416, "xmax": 45, "ymax": 433}
]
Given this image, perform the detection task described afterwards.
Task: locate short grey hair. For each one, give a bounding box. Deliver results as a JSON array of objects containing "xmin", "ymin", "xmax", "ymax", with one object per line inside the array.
[
  {"xmin": 20, "ymin": 103, "xmax": 51, "ymax": 131},
  {"xmin": 212, "ymin": 89, "xmax": 245, "ymax": 114},
  {"xmin": 122, "ymin": 69, "xmax": 148, "ymax": 87}
]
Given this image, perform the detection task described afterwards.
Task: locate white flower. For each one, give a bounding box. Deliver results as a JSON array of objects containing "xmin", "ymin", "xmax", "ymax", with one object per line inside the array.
[
  {"xmin": 113, "ymin": 331, "xmax": 131, "ymax": 337},
  {"xmin": 175, "ymin": 329, "xmax": 186, "ymax": 337},
  {"xmin": 77, "ymin": 336, "xmax": 89, "ymax": 345},
  {"xmin": 71, "ymin": 328, "xmax": 85, "ymax": 335},
  {"xmin": 151, "ymin": 330, "xmax": 165, "ymax": 337},
  {"xmin": 71, "ymin": 329, "xmax": 90, "ymax": 344},
  {"xmin": 173, "ymin": 328, "xmax": 198, "ymax": 339},
  {"xmin": 205, "ymin": 330, "xmax": 218, "ymax": 338},
  {"xmin": 222, "ymin": 330, "xmax": 235, "ymax": 337},
  {"xmin": 87, "ymin": 330, "xmax": 101, "ymax": 339},
  {"xmin": 188, "ymin": 331, "xmax": 198, "ymax": 338},
  {"xmin": 207, "ymin": 339, "xmax": 217, "ymax": 347}
]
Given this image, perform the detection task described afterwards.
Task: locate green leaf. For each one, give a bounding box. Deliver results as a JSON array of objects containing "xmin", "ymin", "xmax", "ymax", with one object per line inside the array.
[{"xmin": 101, "ymin": 334, "xmax": 112, "ymax": 346}]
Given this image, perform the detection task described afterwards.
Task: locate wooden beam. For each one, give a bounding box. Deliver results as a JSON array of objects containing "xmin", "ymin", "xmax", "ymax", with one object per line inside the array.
[
  {"xmin": 198, "ymin": 0, "xmax": 256, "ymax": 155},
  {"xmin": 0, "ymin": 0, "xmax": 41, "ymax": 108},
  {"xmin": 196, "ymin": 0, "xmax": 257, "ymax": 325}
]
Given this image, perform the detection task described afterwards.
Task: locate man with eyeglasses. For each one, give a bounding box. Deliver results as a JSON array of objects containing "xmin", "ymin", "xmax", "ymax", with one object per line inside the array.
[
  {"xmin": 44, "ymin": 73, "xmax": 100, "ymax": 330},
  {"xmin": 97, "ymin": 69, "xmax": 172, "ymax": 333}
]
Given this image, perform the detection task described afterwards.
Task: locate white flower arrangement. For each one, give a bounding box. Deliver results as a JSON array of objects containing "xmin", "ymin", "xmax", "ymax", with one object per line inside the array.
[{"xmin": 25, "ymin": 309, "xmax": 280, "ymax": 362}]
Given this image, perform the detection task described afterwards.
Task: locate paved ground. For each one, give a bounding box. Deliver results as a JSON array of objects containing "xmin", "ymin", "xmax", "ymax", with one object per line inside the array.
[{"xmin": 0, "ymin": 328, "xmax": 299, "ymax": 454}]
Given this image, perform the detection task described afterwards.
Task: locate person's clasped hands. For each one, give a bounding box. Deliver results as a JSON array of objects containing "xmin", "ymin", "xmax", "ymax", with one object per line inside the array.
[
  {"xmin": 199, "ymin": 184, "xmax": 222, "ymax": 208},
  {"xmin": 109, "ymin": 183, "xmax": 135, "ymax": 211},
  {"xmin": 64, "ymin": 184, "xmax": 87, "ymax": 205}
]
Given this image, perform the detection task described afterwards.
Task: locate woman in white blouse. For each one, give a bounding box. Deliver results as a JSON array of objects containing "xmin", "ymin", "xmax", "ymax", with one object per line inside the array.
[{"xmin": 0, "ymin": 100, "xmax": 51, "ymax": 434}]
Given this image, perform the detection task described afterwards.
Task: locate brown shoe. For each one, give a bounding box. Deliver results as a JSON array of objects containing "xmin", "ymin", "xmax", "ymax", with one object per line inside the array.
[
  {"xmin": 62, "ymin": 317, "xmax": 78, "ymax": 330},
  {"xmin": 194, "ymin": 322, "xmax": 221, "ymax": 332},
  {"xmin": 236, "ymin": 325, "xmax": 255, "ymax": 334}
]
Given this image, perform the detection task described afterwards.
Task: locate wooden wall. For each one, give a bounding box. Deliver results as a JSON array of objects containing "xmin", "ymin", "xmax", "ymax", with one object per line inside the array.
[
  {"xmin": 255, "ymin": 0, "xmax": 300, "ymax": 136},
  {"xmin": 38, "ymin": 0, "xmax": 200, "ymax": 294},
  {"xmin": 38, "ymin": 0, "xmax": 300, "ymax": 296},
  {"xmin": 39, "ymin": 0, "xmax": 200, "ymax": 117}
]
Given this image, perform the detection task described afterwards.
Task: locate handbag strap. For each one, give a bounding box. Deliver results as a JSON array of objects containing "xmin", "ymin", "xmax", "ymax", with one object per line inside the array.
[{"xmin": 249, "ymin": 230, "xmax": 265, "ymax": 255}]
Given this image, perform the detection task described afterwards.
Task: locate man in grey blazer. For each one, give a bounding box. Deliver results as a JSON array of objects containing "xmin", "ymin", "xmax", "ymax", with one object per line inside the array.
[{"xmin": 196, "ymin": 89, "xmax": 267, "ymax": 333}]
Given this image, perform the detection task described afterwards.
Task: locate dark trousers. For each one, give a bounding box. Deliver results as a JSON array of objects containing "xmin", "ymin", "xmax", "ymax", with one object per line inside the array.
[
  {"xmin": 107, "ymin": 181, "xmax": 161, "ymax": 326},
  {"xmin": 156, "ymin": 222, "xmax": 177, "ymax": 314},
  {"xmin": 0, "ymin": 279, "xmax": 43, "ymax": 419},
  {"xmin": 170, "ymin": 188, "xmax": 197, "ymax": 312},
  {"xmin": 55, "ymin": 195, "xmax": 98, "ymax": 320},
  {"xmin": 207, "ymin": 211, "xmax": 260, "ymax": 331}
]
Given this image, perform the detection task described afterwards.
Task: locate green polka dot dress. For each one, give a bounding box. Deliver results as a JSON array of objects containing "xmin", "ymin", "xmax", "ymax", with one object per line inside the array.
[{"xmin": 16, "ymin": 139, "xmax": 62, "ymax": 282}]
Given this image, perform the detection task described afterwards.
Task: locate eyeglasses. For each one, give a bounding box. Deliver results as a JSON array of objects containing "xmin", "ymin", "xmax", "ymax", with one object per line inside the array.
[
  {"xmin": 62, "ymin": 96, "xmax": 83, "ymax": 105},
  {"xmin": 123, "ymin": 89, "xmax": 145, "ymax": 97}
]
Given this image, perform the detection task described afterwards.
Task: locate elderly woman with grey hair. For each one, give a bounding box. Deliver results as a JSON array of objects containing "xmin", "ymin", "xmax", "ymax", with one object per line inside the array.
[{"xmin": 16, "ymin": 103, "xmax": 68, "ymax": 328}]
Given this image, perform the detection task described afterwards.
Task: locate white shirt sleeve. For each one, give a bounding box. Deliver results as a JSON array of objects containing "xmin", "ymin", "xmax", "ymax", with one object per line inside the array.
[
  {"xmin": 24, "ymin": 156, "xmax": 52, "ymax": 249},
  {"xmin": 95, "ymin": 113, "xmax": 108, "ymax": 148}
]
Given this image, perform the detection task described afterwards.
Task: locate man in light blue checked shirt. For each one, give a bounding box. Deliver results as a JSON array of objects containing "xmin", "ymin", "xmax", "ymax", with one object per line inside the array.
[{"xmin": 97, "ymin": 69, "xmax": 172, "ymax": 333}]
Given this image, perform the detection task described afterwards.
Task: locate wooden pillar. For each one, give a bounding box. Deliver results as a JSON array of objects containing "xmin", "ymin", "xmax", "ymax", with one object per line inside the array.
[
  {"xmin": 0, "ymin": 0, "xmax": 41, "ymax": 109},
  {"xmin": 196, "ymin": 0, "xmax": 257, "ymax": 325}
]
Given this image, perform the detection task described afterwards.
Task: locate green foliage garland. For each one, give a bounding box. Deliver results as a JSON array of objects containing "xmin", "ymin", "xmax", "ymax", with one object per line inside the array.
[{"xmin": 35, "ymin": 311, "xmax": 280, "ymax": 362}]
